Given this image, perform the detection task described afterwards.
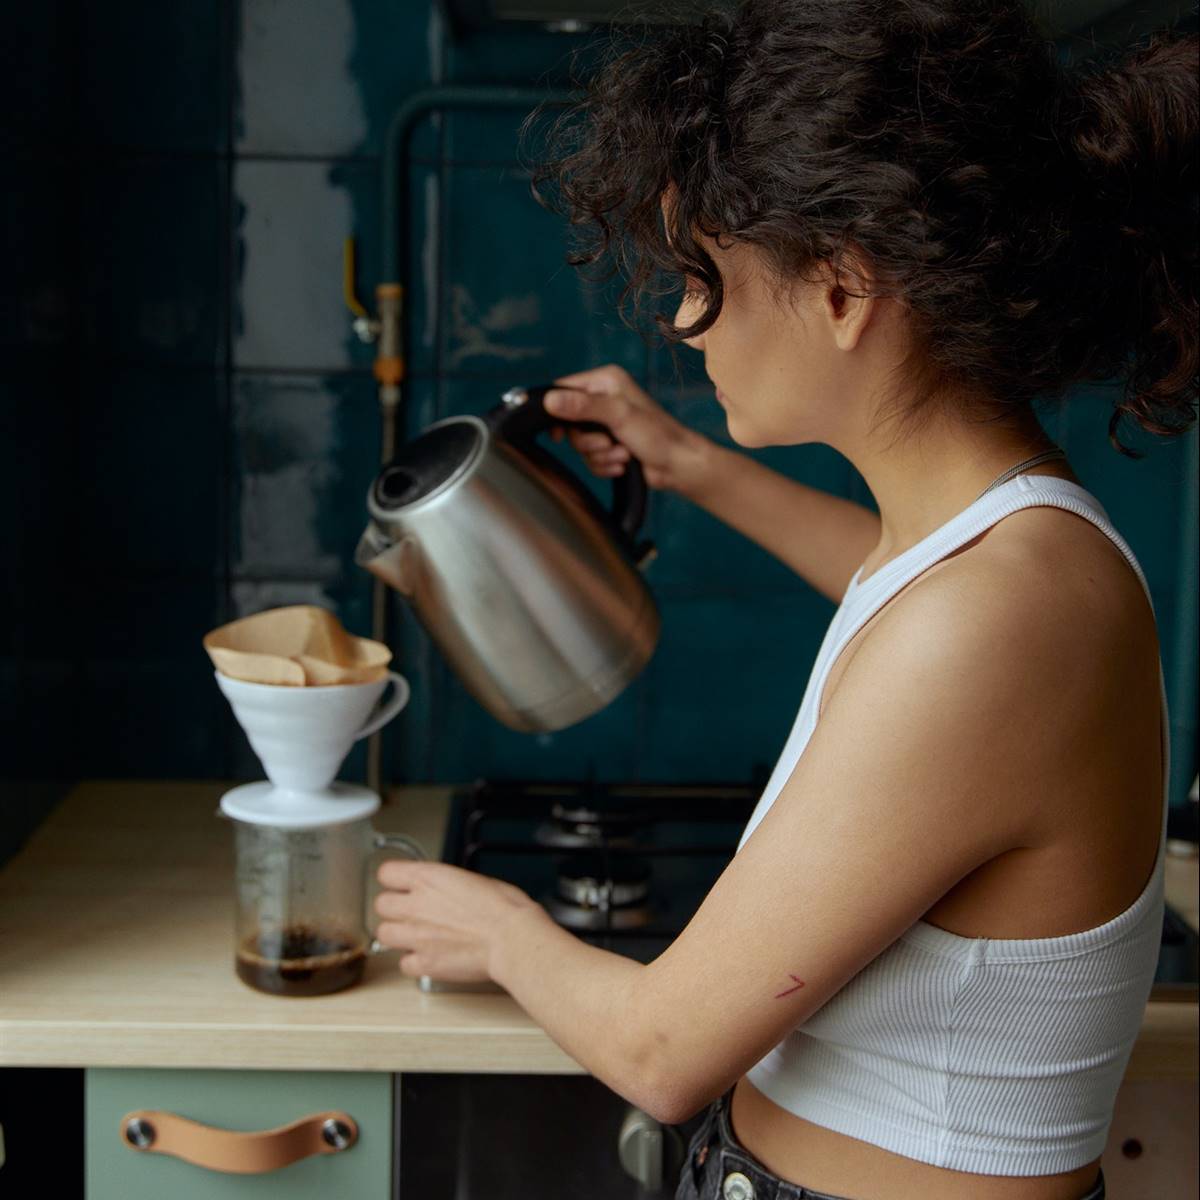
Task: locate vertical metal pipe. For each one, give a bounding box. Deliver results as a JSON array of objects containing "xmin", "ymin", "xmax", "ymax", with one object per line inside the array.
[
  {"xmin": 367, "ymin": 86, "xmax": 573, "ymax": 801},
  {"xmin": 367, "ymin": 285, "xmax": 404, "ymax": 798}
]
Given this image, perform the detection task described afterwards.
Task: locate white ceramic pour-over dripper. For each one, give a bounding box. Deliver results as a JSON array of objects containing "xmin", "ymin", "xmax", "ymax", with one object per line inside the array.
[{"xmin": 215, "ymin": 670, "xmax": 410, "ymax": 828}]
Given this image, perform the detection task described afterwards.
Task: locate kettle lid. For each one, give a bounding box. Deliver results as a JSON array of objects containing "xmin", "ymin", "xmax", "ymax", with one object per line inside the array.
[{"xmin": 372, "ymin": 418, "xmax": 484, "ymax": 511}]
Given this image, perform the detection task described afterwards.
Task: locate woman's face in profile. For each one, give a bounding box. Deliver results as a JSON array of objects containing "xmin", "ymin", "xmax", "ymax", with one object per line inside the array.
[{"xmin": 660, "ymin": 191, "xmax": 857, "ymax": 451}]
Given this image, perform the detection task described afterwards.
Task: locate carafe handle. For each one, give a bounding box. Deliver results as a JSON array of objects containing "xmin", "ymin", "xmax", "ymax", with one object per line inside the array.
[
  {"xmin": 488, "ymin": 383, "xmax": 655, "ymax": 567},
  {"xmin": 366, "ymin": 831, "xmax": 428, "ymax": 956}
]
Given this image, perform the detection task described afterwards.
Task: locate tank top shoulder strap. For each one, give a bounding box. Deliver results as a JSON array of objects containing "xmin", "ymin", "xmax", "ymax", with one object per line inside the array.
[{"xmin": 844, "ymin": 474, "xmax": 1156, "ymax": 618}]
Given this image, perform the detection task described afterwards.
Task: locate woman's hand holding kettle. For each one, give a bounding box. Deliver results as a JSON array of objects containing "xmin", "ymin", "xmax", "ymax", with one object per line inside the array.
[{"xmin": 545, "ymin": 364, "xmax": 713, "ymax": 496}]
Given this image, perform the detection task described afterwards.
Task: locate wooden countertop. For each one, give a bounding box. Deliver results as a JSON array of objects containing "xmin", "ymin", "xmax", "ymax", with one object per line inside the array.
[
  {"xmin": 0, "ymin": 781, "xmax": 1195, "ymax": 1079},
  {"xmin": 0, "ymin": 781, "xmax": 577, "ymax": 1073}
]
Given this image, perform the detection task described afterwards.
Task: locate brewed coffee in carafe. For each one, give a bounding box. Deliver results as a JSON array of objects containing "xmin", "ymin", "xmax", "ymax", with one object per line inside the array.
[{"xmin": 234, "ymin": 818, "xmax": 375, "ymax": 997}]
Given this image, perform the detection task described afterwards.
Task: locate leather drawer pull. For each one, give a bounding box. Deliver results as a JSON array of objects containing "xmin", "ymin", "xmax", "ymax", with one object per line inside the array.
[{"xmin": 120, "ymin": 1109, "xmax": 359, "ymax": 1174}]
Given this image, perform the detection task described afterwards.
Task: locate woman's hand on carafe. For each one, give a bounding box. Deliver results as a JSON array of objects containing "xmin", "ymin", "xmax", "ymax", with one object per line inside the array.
[
  {"xmin": 375, "ymin": 859, "xmax": 540, "ymax": 985},
  {"xmin": 545, "ymin": 363, "xmax": 712, "ymax": 494}
]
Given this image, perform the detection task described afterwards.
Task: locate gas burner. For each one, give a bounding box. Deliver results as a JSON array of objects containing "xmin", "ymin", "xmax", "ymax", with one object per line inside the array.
[
  {"xmin": 533, "ymin": 799, "xmax": 653, "ymax": 850},
  {"xmin": 542, "ymin": 852, "xmax": 654, "ymax": 930}
]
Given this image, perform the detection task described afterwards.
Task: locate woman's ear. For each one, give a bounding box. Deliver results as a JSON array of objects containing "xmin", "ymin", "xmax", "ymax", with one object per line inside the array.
[{"xmin": 824, "ymin": 249, "xmax": 878, "ymax": 352}]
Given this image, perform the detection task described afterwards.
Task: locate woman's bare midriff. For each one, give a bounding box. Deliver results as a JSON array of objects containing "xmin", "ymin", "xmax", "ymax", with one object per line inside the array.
[
  {"xmin": 729, "ymin": 1076, "xmax": 1104, "ymax": 1200},
  {"xmin": 723, "ymin": 464, "xmax": 1161, "ymax": 1200}
]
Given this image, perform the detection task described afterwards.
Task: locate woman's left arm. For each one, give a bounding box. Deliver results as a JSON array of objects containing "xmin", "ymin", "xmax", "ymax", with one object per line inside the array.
[
  {"xmin": 374, "ymin": 853, "xmax": 655, "ymax": 1103},
  {"xmin": 376, "ymin": 572, "xmax": 1068, "ymax": 1124}
]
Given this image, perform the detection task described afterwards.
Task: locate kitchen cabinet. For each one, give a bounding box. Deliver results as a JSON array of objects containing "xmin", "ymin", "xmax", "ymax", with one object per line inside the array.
[
  {"xmin": 86, "ymin": 1069, "xmax": 391, "ymax": 1200},
  {"xmin": 1101, "ymin": 1078, "xmax": 1199, "ymax": 1198},
  {"xmin": 0, "ymin": 1066, "xmax": 84, "ymax": 1195},
  {"xmin": 76, "ymin": 1067, "xmax": 694, "ymax": 1200}
]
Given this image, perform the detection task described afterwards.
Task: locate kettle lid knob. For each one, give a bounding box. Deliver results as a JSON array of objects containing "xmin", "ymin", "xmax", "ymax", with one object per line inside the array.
[{"xmin": 369, "ymin": 419, "xmax": 484, "ymax": 512}]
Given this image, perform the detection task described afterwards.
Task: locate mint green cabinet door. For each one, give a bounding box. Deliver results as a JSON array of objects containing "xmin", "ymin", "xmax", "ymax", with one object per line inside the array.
[{"xmin": 86, "ymin": 1069, "xmax": 391, "ymax": 1200}]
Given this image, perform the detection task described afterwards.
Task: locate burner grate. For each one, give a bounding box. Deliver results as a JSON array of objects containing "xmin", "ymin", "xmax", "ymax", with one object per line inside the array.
[{"xmin": 441, "ymin": 777, "xmax": 760, "ymax": 956}]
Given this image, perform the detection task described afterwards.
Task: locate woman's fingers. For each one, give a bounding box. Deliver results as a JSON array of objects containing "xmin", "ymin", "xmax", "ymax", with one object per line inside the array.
[
  {"xmin": 546, "ymin": 368, "xmax": 679, "ymax": 488},
  {"xmin": 584, "ymin": 446, "xmax": 629, "ymax": 468},
  {"xmin": 377, "ymin": 859, "xmax": 424, "ymax": 890},
  {"xmin": 375, "ymin": 890, "xmax": 410, "ymax": 919},
  {"xmin": 568, "ymin": 430, "xmax": 614, "ymax": 452},
  {"xmin": 374, "ymin": 920, "xmax": 414, "ymax": 950},
  {"xmin": 552, "ymin": 364, "xmax": 632, "ymax": 395},
  {"xmin": 573, "ymin": 443, "xmax": 630, "ymax": 478}
]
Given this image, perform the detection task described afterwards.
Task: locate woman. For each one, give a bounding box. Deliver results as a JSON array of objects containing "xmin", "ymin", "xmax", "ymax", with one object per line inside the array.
[{"xmin": 374, "ymin": 3, "xmax": 1198, "ymax": 1197}]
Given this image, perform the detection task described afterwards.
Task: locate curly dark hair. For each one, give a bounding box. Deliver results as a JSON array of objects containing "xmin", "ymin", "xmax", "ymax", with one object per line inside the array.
[{"xmin": 521, "ymin": 0, "xmax": 1198, "ymax": 457}]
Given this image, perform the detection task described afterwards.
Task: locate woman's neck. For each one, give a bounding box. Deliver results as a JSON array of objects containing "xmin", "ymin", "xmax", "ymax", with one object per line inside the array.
[{"xmin": 841, "ymin": 404, "xmax": 1073, "ymax": 571}]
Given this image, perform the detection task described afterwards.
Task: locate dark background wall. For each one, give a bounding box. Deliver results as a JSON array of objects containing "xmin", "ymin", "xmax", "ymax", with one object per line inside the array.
[{"xmin": 3, "ymin": 0, "xmax": 1197, "ymax": 868}]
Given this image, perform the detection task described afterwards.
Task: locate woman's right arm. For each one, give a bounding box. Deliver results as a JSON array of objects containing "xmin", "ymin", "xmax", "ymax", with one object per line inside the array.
[
  {"xmin": 679, "ymin": 440, "xmax": 881, "ymax": 606},
  {"xmin": 544, "ymin": 366, "xmax": 880, "ymax": 607}
]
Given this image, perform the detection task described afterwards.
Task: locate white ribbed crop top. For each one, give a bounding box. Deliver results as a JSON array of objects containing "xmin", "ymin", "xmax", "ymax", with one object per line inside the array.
[{"xmin": 734, "ymin": 473, "xmax": 1170, "ymax": 1176}]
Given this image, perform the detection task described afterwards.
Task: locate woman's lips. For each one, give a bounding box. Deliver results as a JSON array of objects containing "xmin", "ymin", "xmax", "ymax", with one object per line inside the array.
[{"xmin": 715, "ymin": 386, "xmax": 727, "ymax": 404}]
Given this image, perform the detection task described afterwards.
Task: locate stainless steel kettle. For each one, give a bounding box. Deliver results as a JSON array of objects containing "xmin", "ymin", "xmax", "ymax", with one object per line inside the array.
[{"xmin": 355, "ymin": 383, "xmax": 659, "ymax": 733}]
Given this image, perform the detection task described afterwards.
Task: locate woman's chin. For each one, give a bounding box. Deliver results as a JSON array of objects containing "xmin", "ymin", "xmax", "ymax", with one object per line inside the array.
[{"xmin": 724, "ymin": 412, "xmax": 763, "ymax": 449}]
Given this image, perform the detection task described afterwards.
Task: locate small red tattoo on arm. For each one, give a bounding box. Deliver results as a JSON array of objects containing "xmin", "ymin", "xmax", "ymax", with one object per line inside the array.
[{"xmin": 774, "ymin": 974, "xmax": 806, "ymax": 999}]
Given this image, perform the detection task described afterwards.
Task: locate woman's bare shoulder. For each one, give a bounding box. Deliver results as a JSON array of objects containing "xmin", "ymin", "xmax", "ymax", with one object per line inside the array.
[
  {"xmin": 908, "ymin": 499, "xmax": 1157, "ymax": 661},
  {"xmin": 884, "ymin": 505, "xmax": 1162, "ymax": 826}
]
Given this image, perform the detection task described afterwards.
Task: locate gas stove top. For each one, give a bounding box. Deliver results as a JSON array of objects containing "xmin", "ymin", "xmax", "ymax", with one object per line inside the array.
[
  {"xmin": 418, "ymin": 778, "xmax": 1199, "ymax": 998},
  {"xmin": 418, "ymin": 778, "xmax": 758, "ymax": 992}
]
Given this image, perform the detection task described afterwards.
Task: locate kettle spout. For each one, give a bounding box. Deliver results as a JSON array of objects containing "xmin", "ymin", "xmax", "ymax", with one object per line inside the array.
[
  {"xmin": 356, "ymin": 523, "xmax": 416, "ymax": 596},
  {"xmin": 355, "ymin": 521, "xmax": 391, "ymax": 568}
]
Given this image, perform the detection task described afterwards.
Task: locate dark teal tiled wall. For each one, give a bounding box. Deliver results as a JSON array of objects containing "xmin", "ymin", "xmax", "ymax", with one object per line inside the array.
[
  {"xmin": 3, "ymin": 2, "xmax": 1196, "ymax": 839},
  {"xmin": 3, "ymin": 3, "xmax": 84, "ymax": 860}
]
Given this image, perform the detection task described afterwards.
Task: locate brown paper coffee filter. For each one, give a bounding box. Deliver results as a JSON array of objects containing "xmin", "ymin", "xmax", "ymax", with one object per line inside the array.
[
  {"xmin": 203, "ymin": 605, "xmax": 391, "ymax": 686},
  {"xmin": 206, "ymin": 645, "xmax": 307, "ymax": 686},
  {"xmin": 296, "ymin": 640, "xmax": 392, "ymax": 685}
]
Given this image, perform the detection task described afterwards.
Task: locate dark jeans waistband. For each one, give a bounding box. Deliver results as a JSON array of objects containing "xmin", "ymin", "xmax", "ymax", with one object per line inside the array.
[{"xmin": 676, "ymin": 1087, "xmax": 1106, "ymax": 1200}]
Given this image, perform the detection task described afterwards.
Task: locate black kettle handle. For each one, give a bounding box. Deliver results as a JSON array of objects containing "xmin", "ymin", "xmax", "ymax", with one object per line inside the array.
[{"xmin": 487, "ymin": 383, "xmax": 654, "ymax": 563}]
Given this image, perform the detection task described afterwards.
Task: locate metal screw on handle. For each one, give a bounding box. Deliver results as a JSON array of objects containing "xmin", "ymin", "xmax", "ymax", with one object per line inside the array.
[
  {"xmin": 124, "ymin": 1117, "xmax": 156, "ymax": 1149},
  {"xmin": 321, "ymin": 1118, "xmax": 355, "ymax": 1151}
]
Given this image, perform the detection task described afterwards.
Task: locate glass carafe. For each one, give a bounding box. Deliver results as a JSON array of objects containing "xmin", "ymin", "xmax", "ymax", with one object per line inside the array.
[{"xmin": 230, "ymin": 815, "xmax": 425, "ymax": 997}]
